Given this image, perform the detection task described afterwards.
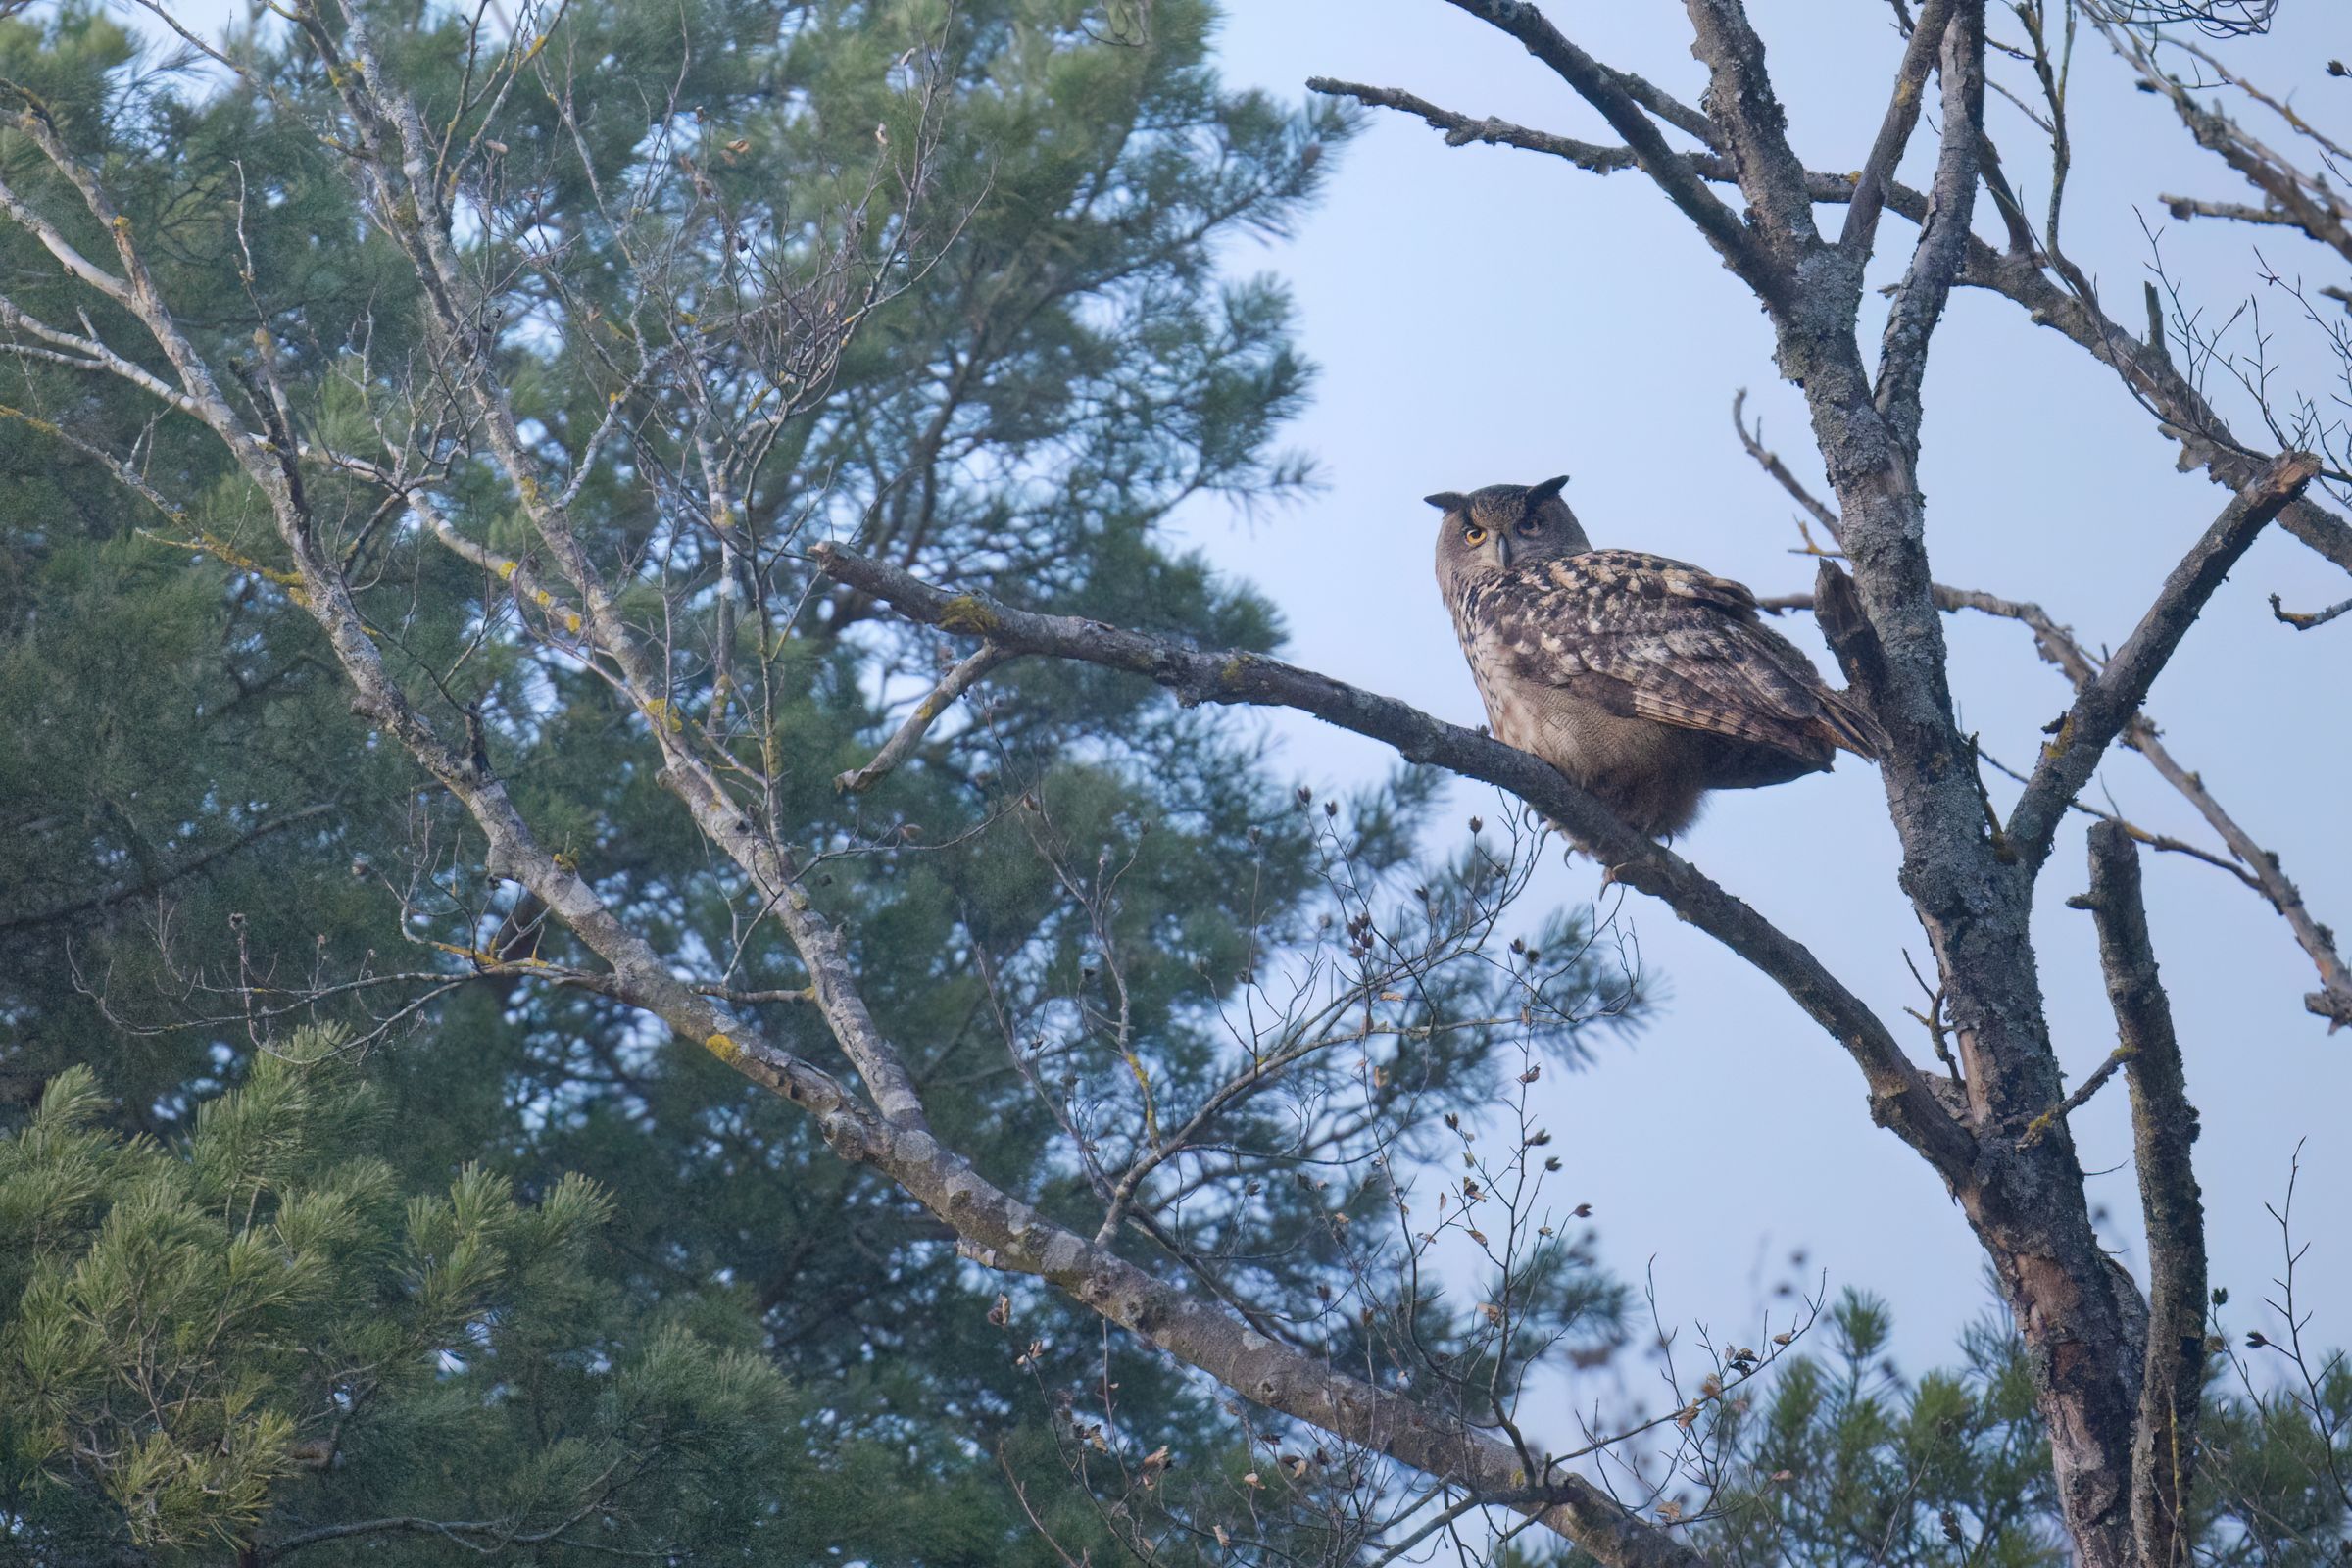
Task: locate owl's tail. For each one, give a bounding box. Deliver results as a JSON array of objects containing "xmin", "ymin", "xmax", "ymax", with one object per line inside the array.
[{"xmin": 1817, "ymin": 686, "xmax": 1887, "ymax": 761}]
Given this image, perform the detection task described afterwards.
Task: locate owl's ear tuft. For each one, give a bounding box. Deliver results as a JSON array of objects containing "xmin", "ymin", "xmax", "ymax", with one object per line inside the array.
[
  {"xmin": 1530, "ymin": 474, "xmax": 1571, "ymax": 502},
  {"xmin": 1423, "ymin": 491, "xmax": 1470, "ymax": 513}
]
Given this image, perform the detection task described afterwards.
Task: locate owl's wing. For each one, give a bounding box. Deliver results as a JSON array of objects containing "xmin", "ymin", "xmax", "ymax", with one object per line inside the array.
[{"xmin": 1494, "ymin": 550, "xmax": 1883, "ymax": 761}]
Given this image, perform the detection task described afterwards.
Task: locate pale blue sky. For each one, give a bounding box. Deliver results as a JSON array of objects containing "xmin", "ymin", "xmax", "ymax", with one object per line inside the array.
[{"xmin": 1183, "ymin": 1, "xmax": 2352, "ymax": 1375}]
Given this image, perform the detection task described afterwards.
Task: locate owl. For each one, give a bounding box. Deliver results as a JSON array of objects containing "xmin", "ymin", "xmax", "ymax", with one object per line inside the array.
[{"xmin": 1431, "ymin": 476, "xmax": 1884, "ymax": 839}]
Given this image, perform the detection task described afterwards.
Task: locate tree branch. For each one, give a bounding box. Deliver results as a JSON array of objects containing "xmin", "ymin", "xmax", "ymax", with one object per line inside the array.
[
  {"xmin": 2007, "ymin": 452, "xmax": 2318, "ymax": 869},
  {"xmin": 835, "ymin": 643, "xmax": 1009, "ymax": 795},
  {"xmin": 808, "ymin": 542, "xmax": 1975, "ymax": 1180},
  {"xmin": 1732, "ymin": 388, "xmax": 1845, "ymax": 545},
  {"xmin": 2081, "ymin": 821, "xmax": 2207, "ymax": 1568},
  {"xmin": 0, "ymin": 804, "xmax": 336, "ymax": 936},
  {"xmin": 1679, "ymin": 0, "xmax": 1821, "ymax": 250},
  {"xmin": 1305, "ymin": 77, "xmax": 1638, "ymax": 173},
  {"xmin": 1436, "ymin": 0, "xmax": 1793, "ymax": 305},
  {"xmin": 1875, "ymin": 1, "xmax": 1985, "ymax": 444},
  {"xmin": 2122, "ymin": 716, "xmax": 2352, "ymax": 1030},
  {"xmin": 2269, "ymin": 591, "xmax": 2352, "ymax": 631},
  {"xmin": 1840, "ymin": 0, "xmax": 1955, "ymax": 257}
]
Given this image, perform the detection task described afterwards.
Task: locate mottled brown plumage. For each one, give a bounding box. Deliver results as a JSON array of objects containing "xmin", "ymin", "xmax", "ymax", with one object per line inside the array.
[{"xmin": 1431, "ymin": 476, "xmax": 1884, "ymax": 838}]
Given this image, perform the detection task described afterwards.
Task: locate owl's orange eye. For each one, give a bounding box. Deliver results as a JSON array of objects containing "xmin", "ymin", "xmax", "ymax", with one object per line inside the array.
[{"xmin": 1463, "ymin": 525, "xmax": 1488, "ymax": 546}]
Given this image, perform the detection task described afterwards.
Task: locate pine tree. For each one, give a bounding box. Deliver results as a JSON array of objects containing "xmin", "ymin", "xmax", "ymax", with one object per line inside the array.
[
  {"xmin": 0, "ymin": 1, "xmax": 1644, "ymax": 1556},
  {"xmin": 0, "ymin": 1030, "xmax": 1081, "ymax": 1563}
]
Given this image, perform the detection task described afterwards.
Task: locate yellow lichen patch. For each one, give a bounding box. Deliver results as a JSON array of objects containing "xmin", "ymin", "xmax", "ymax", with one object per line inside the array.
[
  {"xmin": 564, "ymin": 612, "xmax": 583, "ymax": 635},
  {"xmin": 141, "ymin": 526, "xmax": 308, "ymax": 595},
  {"xmin": 641, "ymin": 696, "xmax": 687, "ymax": 734},
  {"xmin": 705, "ymin": 1031, "xmax": 740, "ymax": 1062},
  {"xmin": 497, "ymin": 559, "xmax": 519, "ymax": 580},
  {"xmin": 939, "ymin": 595, "xmax": 1000, "ymax": 635},
  {"xmin": 0, "ymin": 404, "xmax": 66, "ymax": 441}
]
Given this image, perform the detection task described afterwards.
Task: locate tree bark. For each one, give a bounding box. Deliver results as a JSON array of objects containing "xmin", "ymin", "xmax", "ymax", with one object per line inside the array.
[{"xmin": 2084, "ymin": 822, "xmax": 2209, "ymax": 1568}]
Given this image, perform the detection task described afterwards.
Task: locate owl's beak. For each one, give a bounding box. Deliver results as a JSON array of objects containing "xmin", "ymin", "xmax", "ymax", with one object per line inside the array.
[{"xmin": 1492, "ymin": 531, "xmax": 1513, "ymax": 570}]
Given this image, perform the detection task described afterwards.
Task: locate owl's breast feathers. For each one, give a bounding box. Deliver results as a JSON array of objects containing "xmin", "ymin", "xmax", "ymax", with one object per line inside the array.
[{"xmin": 1446, "ymin": 548, "xmax": 1886, "ymax": 770}]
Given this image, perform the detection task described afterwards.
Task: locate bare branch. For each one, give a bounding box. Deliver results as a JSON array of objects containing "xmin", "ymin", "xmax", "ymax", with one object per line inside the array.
[
  {"xmin": 2123, "ymin": 718, "xmax": 2352, "ymax": 1030},
  {"xmin": 2269, "ymin": 591, "xmax": 2352, "ymax": 630},
  {"xmin": 2016, "ymin": 1040, "xmax": 2132, "ymax": 1149},
  {"xmin": 0, "ymin": 805, "xmax": 336, "ymax": 936},
  {"xmin": 2007, "ymin": 451, "xmax": 2318, "ymax": 869},
  {"xmin": 1840, "ymin": 0, "xmax": 1956, "ymax": 257},
  {"xmin": 1305, "ymin": 78, "xmax": 1637, "ymax": 174},
  {"xmin": 1437, "ymin": 0, "xmax": 1794, "ymax": 304},
  {"xmin": 809, "ymin": 542, "xmax": 1975, "ymax": 1179},
  {"xmin": 835, "ymin": 643, "xmax": 1010, "ymax": 795},
  {"xmin": 1875, "ymin": 1, "xmax": 1986, "ymax": 443},
  {"xmin": 1731, "ymin": 389, "xmax": 1845, "ymax": 544}
]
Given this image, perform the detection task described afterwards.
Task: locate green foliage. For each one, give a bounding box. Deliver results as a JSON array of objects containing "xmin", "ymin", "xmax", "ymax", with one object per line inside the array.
[
  {"xmin": 1543, "ymin": 1292, "xmax": 2348, "ymax": 1568},
  {"xmin": 1688, "ymin": 1292, "xmax": 2060, "ymax": 1568},
  {"xmin": 1, "ymin": 1035, "xmax": 808, "ymax": 1561},
  {"xmin": 2196, "ymin": 1342, "xmax": 2352, "ymax": 1567}
]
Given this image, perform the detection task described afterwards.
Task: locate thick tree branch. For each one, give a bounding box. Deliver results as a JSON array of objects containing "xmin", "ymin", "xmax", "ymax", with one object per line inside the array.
[
  {"xmin": 1679, "ymin": 0, "xmax": 1823, "ymax": 252},
  {"xmin": 2082, "ymin": 822, "xmax": 2207, "ymax": 1568},
  {"xmin": 1874, "ymin": 2, "xmax": 1985, "ymax": 444},
  {"xmin": 808, "ymin": 542, "xmax": 1975, "ymax": 1180},
  {"xmin": 2007, "ymin": 452, "xmax": 2318, "ymax": 869}
]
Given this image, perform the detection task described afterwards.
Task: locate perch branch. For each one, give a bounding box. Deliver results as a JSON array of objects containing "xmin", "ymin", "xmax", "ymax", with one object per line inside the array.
[{"xmin": 808, "ymin": 542, "xmax": 1974, "ymax": 1180}]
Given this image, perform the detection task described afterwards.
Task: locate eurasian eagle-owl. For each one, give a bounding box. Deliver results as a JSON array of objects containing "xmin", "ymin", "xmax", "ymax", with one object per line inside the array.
[{"xmin": 1432, "ymin": 476, "xmax": 1884, "ymax": 838}]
